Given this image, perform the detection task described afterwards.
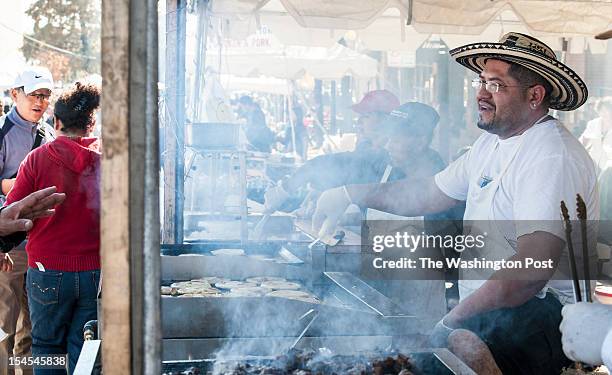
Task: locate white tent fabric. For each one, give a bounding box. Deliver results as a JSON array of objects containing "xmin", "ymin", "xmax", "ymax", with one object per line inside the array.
[
  {"xmin": 278, "ymin": 0, "xmax": 408, "ymax": 30},
  {"xmin": 211, "ymin": 0, "xmax": 612, "ymax": 37},
  {"xmin": 209, "ymin": 1, "xmax": 610, "ymax": 55},
  {"xmin": 260, "ymin": 13, "xmax": 345, "ymax": 47},
  {"xmin": 354, "ymin": 8, "xmax": 429, "ymax": 51},
  {"xmin": 207, "ymin": 43, "xmax": 379, "ymax": 80},
  {"xmin": 410, "ymin": 0, "xmax": 612, "ymax": 36}
]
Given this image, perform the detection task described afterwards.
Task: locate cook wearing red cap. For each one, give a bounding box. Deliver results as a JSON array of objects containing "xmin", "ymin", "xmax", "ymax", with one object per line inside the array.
[
  {"xmin": 351, "ymin": 89, "xmax": 400, "ymax": 115},
  {"xmin": 351, "ymin": 90, "xmax": 400, "ymax": 153},
  {"xmin": 262, "ymin": 90, "xmax": 400, "ymax": 216}
]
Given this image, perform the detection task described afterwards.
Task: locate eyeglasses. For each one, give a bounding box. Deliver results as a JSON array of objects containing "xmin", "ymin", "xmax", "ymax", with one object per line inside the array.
[
  {"xmin": 471, "ymin": 78, "xmax": 533, "ymax": 94},
  {"xmin": 27, "ymin": 93, "xmax": 51, "ymax": 102}
]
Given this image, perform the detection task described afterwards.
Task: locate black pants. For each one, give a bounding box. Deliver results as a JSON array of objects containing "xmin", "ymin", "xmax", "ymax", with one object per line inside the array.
[{"xmin": 459, "ymin": 293, "xmax": 571, "ymax": 375}]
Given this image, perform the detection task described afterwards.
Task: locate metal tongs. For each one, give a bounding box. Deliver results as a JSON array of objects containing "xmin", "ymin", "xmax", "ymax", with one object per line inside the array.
[
  {"xmin": 576, "ymin": 194, "xmax": 592, "ymax": 302},
  {"xmin": 560, "ymin": 194, "xmax": 592, "ymax": 303}
]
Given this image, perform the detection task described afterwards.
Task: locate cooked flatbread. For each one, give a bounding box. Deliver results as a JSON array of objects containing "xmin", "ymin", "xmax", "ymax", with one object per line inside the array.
[
  {"xmin": 245, "ymin": 276, "xmax": 286, "ymax": 284},
  {"xmin": 170, "ymin": 280, "xmax": 211, "ymax": 289},
  {"xmin": 211, "ymin": 249, "xmax": 245, "ymax": 256},
  {"xmin": 192, "ymin": 277, "xmax": 230, "ymax": 285},
  {"xmin": 260, "ymin": 281, "xmax": 301, "ymax": 290},
  {"xmin": 266, "ymin": 290, "xmax": 311, "ymax": 299},
  {"xmin": 177, "ymin": 285, "xmax": 219, "ymax": 294},
  {"xmin": 191, "ymin": 276, "xmax": 230, "ymax": 285},
  {"xmin": 266, "ymin": 290, "xmax": 319, "ymax": 303},
  {"xmin": 168, "ymin": 281, "xmax": 220, "ymax": 296},
  {"xmin": 215, "ymin": 281, "xmax": 257, "ymax": 290}
]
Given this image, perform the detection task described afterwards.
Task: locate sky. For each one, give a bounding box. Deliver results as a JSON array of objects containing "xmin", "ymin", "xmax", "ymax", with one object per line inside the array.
[{"xmin": 0, "ymin": 1, "xmax": 34, "ymax": 87}]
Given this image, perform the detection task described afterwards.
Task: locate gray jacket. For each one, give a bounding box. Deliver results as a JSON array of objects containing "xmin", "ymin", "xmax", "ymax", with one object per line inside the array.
[
  {"xmin": 0, "ymin": 110, "xmax": 55, "ymax": 205},
  {"xmin": 0, "ymin": 112, "xmax": 55, "ymax": 179}
]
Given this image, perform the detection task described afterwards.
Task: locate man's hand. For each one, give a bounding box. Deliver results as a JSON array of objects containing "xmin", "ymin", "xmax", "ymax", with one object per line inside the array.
[
  {"xmin": 0, "ymin": 253, "xmax": 13, "ymax": 272},
  {"xmin": 560, "ymin": 302, "xmax": 612, "ymax": 365},
  {"xmin": 1, "ymin": 178, "xmax": 15, "ymax": 195},
  {"xmin": 293, "ymin": 187, "xmax": 321, "ymax": 219},
  {"xmin": 263, "ymin": 184, "xmax": 290, "ymax": 212},
  {"xmin": 0, "ymin": 186, "xmax": 66, "ymax": 236},
  {"xmin": 311, "ymin": 186, "xmax": 352, "ymax": 238},
  {"xmin": 430, "ymin": 314, "xmax": 458, "ymax": 347}
]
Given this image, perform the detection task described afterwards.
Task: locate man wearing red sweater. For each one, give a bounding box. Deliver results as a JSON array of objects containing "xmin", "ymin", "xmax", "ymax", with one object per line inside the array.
[{"xmin": 6, "ymin": 82, "xmax": 100, "ymax": 374}]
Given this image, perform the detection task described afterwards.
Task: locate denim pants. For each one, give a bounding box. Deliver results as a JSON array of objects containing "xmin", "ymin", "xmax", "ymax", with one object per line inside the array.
[{"xmin": 26, "ymin": 268, "xmax": 99, "ymax": 375}]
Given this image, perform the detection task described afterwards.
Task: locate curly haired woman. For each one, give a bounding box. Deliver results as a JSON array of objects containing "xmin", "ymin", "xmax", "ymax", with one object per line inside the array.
[{"xmin": 6, "ymin": 82, "xmax": 101, "ymax": 374}]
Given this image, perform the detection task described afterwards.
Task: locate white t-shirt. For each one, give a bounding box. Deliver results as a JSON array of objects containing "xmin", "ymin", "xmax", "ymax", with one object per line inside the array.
[{"xmin": 435, "ymin": 118, "xmax": 599, "ymax": 300}]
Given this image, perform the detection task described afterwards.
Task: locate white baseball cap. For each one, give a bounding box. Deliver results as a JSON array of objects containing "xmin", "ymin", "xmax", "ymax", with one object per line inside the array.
[{"xmin": 12, "ymin": 67, "xmax": 54, "ymax": 94}]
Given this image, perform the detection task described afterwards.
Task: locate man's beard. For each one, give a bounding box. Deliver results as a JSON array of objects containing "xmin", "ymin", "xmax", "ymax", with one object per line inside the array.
[{"xmin": 477, "ymin": 114, "xmax": 496, "ymax": 131}]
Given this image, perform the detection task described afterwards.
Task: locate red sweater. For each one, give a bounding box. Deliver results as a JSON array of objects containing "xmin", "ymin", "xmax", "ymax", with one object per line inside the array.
[{"xmin": 6, "ymin": 136, "xmax": 101, "ymax": 271}]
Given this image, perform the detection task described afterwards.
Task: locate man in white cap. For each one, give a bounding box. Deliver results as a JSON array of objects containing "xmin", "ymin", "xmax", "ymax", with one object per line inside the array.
[
  {"xmin": 0, "ymin": 66, "xmax": 55, "ymax": 374},
  {"xmin": 312, "ymin": 33, "xmax": 597, "ymax": 374}
]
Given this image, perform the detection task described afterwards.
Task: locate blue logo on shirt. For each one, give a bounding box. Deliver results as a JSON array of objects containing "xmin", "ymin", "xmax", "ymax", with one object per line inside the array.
[{"xmin": 478, "ymin": 175, "xmax": 493, "ymax": 188}]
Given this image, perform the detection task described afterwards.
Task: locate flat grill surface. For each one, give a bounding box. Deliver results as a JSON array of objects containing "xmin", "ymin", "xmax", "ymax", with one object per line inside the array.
[{"xmin": 162, "ymin": 350, "xmax": 455, "ymax": 375}]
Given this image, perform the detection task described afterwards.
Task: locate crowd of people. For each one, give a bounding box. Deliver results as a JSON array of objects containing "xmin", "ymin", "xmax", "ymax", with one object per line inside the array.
[
  {"xmin": 0, "ymin": 67, "xmax": 100, "ymax": 374},
  {"xmin": 233, "ymin": 94, "xmax": 327, "ymax": 160}
]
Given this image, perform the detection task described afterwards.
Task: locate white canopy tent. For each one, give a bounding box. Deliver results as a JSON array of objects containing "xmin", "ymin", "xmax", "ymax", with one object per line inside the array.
[
  {"xmin": 211, "ymin": 0, "xmax": 612, "ymax": 35},
  {"xmin": 209, "ymin": 0, "xmax": 612, "ymax": 53}
]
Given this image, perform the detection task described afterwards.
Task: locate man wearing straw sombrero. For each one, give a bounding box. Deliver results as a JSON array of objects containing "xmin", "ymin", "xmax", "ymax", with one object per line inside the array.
[{"xmin": 311, "ymin": 32, "xmax": 599, "ymax": 374}]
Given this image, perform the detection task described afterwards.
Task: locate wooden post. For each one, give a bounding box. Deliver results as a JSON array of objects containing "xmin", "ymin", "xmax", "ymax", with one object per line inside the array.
[
  {"xmin": 101, "ymin": 0, "xmax": 161, "ymax": 373},
  {"xmin": 100, "ymin": 0, "xmax": 131, "ymax": 372}
]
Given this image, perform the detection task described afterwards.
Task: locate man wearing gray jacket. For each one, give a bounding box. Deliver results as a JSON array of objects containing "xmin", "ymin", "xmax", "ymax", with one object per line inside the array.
[{"xmin": 0, "ymin": 67, "xmax": 55, "ymax": 374}]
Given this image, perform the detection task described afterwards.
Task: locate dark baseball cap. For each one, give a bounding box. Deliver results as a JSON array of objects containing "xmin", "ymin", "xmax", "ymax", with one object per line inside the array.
[
  {"xmin": 386, "ymin": 102, "xmax": 440, "ymax": 135},
  {"xmin": 351, "ymin": 90, "xmax": 400, "ymax": 115}
]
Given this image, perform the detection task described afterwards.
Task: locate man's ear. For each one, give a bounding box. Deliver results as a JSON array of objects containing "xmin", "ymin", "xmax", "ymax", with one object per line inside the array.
[
  {"xmin": 9, "ymin": 89, "xmax": 19, "ymax": 102},
  {"xmin": 528, "ymin": 85, "xmax": 547, "ymax": 107}
]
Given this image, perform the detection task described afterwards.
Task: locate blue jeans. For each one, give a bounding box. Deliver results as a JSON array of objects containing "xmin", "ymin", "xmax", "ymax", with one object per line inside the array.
[{"xmin": 26, "ymin": 268, "xmax": 99, "ymax": 375}]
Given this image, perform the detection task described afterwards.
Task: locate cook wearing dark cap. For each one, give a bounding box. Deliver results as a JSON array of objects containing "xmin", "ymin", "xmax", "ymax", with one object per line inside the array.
[
  {"xmin": 364, "ymin": 103, "xmax": 464, "ymax": 318},
  {"xmin": 383, "ymin": 103, "xmax": 442, "ymax": 181}
]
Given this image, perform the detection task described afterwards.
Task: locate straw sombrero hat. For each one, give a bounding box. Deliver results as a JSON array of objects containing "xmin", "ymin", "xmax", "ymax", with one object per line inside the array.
[{"xmin": 449, "ymin": 32, "xmax": 587, "ymax": 111}]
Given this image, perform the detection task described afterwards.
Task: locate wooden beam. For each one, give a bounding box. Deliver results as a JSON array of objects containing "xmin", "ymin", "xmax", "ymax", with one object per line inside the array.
[
  {"xmin": 101, "ymin": 0, "xmax": 131, "ymax": 373},
  {"xmin": 101, "ymin": 0, "xmax": 161, "ymax": 373},
  {"xmin": 128, "ymin": 0, "xmax": 161, "ymax": 373}
]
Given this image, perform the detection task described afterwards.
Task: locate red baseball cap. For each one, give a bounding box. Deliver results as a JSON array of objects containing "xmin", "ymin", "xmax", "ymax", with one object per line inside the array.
[{"xmin": 351, "ymin": 90, "xmax": 400, "ymax": 115}]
